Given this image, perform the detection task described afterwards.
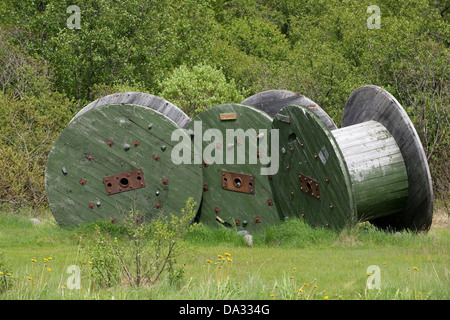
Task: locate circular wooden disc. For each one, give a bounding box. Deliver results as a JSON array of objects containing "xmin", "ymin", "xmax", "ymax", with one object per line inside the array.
[
  {"xmin": 242, "ymin": 89, "xmax": 337, "ymax": 131},
  {"xmin": 71, "ymin": 92, "xmax": 191, "ymax": 128},
  {"xmin": 45, "ymin": 104, "xmax": 202, "ymax": 228},
  {"xmin": 271, "ymin": 105, "xmax": 357, "ymax": 230},
  {"xmin": 187, "ymin": 104, "xmax": 283, "ymax": 232},
  {"xmin": 342, "ymin": 85, "xmax": 433, "ymax": 231}
]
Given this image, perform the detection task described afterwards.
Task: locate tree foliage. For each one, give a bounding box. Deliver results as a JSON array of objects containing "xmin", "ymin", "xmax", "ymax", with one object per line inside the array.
[{"xmin": 0, "ymin": 0, "xmax": 448, "ymax": 209}]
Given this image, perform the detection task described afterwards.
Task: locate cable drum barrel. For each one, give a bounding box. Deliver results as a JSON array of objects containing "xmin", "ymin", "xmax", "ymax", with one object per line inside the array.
[{"xmin": 270, "ymin": 85, "xmax": 433, "ymax": 231}]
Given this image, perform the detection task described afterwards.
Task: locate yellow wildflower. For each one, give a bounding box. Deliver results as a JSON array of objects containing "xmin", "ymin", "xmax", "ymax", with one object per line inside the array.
[
  {"xmin": 298, "ymin": 289, "xmax": 303, "ymax": 293},
  {"xmin": 206, "ymin": 260, "xmax": 212, "ymax": 263},
  {"xmin": 28, "ymin": 277, "xmax": 33, "ymax": 280},
  {"xmin": 6, "ymin": 273, "xmax": 11, "ymax": 276},
  {"xmin": 43, "ymin": 258, "xmax": 48, "ymax": 263},
  {"xmin": 314, "ymin": 285, "xmax": 318, "ymax": 288},
  {"xmin": 224, "ymin": 253, "xmax": 231, "ymax": 256},
  {"xmin": 218, "ymin": 255, "xmax": 223, "ymax": 258},
  {"xmin": 270, "ymin": 294, "xmax": 275, "ymax": 297},
  {"xmin": 0, "ymin": 272, "xmax": 3, "ymax": 275},
  {"xmin": 88, "ymin": 261, "xmax": 93, "ymax": 265},
  {"xmin": 290, "ymin": 276, "xmax": 294, "ymax": 279},
  {"xmin": 31, "ymin": 259, "xmax": 37, "ymax": 263},
  {"xmin": 304, "ymin": 283, "xmax": 309, "ymax": 286},
  {"xmin": 227, "ymin": 257, "xmax": 232, "ymax": 262},
  {"xmin": 413, "ymin": 267, "xmax": 419, "ymax": 271},
  {"xmin": 324, "ymin": 296, "xmax": 329, "ymax": 300},
  {"xmin": 293, "ymin": 267, "xmax": 297, "ymax": 271},
  {"xmin": 47, "ymin": 268, "xmax": 52, "ymax": 272}
]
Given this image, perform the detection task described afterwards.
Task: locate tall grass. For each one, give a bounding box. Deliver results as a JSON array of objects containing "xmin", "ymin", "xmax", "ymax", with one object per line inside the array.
[{"xmin": 0, "ymin": 211, "xmax": 448, "ymax": 300}]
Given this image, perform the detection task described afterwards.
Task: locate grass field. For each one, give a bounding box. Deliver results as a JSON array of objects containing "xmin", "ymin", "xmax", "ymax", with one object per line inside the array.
[{"xmin": 0, "ymin": 204, "xmax": 448, "ymax": 300}]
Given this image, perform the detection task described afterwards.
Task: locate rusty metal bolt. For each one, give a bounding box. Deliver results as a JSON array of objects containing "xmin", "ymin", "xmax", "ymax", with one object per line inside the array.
[
  {"xmin": 133, "ymin": 140, "xmax": 140, "ymax": 147},
  {"xmin": 110, "ymin": 217, "xmax": 116, "ymax": 224},
  {"xmin": 86, "ymin": 154, "xmax": 94, "ymax": 161},
  {"xmin": 235, "ymin": 219, "xmax": 240, "ymax": 226},
  {"xmin": 79, "ymin": 178, "xmax": 86, "ymax": 186},
  {"xmin": 162, "ymin": 178, "xmax": 169, "ymax": 185},
  {"xmin": 267, "ymin": 199, "xmax": 273, "ymax": 206},
  {"xmin": 107, "ymin": 140, "xmax": 114, "ymax": 147},
  {"xmin": 203, "ymin": 184, "xmax": 208, "ymax": 191},
  {"xmin": 153, "ymin": 154, "xmax": 160, "ymax": 161},
  {"xmin": 155, "ymin": 202, "xmax": 162, "ymax": 209},
  {"xmin": 89, "ymin": 203, "xmax": 95, "ymax": 209},
  {"xmin": 255, "ymin": 216, "xmax": 261, "ymax": 223},
  {"xmin": 214, "ymin": 206, "xmax": 221, "ymax": 214}
]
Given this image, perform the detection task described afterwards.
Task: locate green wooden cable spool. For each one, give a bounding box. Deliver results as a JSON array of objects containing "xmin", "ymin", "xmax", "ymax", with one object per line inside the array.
[
  {"xmin": 71, "ymin": 92, "xmax": 192, "ymax": 128},
  {"xmin": 242, "ymin": 89, "xmax": 337, "ymax": 131},
  {"xmin": 186, "ymin": 103, "xmax": 283, "ymax": 232},
  {"xmin": 271, "ymin": 85, "xmax": 433, "ymax": 231},
  {"xmin": 45, "ymin": 103, "xmax": 202, "ymax": 228}
]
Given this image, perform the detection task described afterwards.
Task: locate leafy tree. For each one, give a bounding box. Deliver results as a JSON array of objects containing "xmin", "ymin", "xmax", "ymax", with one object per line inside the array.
[{"xmin": 159, "ymin": 63, "xmax": 244, "ymax": 117}]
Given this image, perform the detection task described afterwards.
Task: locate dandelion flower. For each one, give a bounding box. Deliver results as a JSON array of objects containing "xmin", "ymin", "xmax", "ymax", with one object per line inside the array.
[
  {"xmin": 314, "ymin": 285, "xmax": 318, "ymax": 288},
  {"xmin": 366, "ymin": 273, "xmax": 372, "ymax": 276},
  {"xmin": 28, "ymin": 277, "xmax": 33, "ymax": 280},
  {"xmin": 0, "ymin": 272, "xmax": 3, "ymax": 275},
  {"xmin": 206, "ymin": 260, "xmax": 212, "ymax": 263},
  {"xmin": 31, "ymin": 259, "xmax": 37, "ymax": 263},
  {"xmin": 48, "ymin": 257, "xmax": 52, "ymax": 260},
  {"xmin": 227, "ymin": 257, "xmax": 232, "ymax": 262},
  {"xmin": 270, "ymin": 294, "xmax": 275, "ymax": 297},
  {"xmin": 298, "ymin": 289, "xmax": 303, "ymax": 293},
  {"xmin": 61, "ymin": 286, "xmax": 66, "ymax": 289},
  {"xmin": 218, "ymin": 255, "xmax": 223, "ymax": 258},
  {"xmin": 383, "ymin": 262, "xmax": 386, "ymax": 265},
  {"xmin": 303, "ymin": 283, "xmax": 309, "ymax": 286},
  {"xmin": 293, "ymin": 267, "xmax": 297, "ymax": 271},
  {"xmin": 88, "ymin": 261, "xmax": 93, "ymax": 265},
  {"xmin": 413, "ymin": 267, "xmax": 419, "ymax": 271},
  {"xmin": 6, "ymin": 273, "xmax": 11, "ymax": 276},
  {"xmin": 43, "ymin": 258, "xmax": 48, "ymax": 263},
  {"xmin": 47, "ymin": 268, "xmax": 52, "ymax": 272},
  {"xmin": 290, "ymin": 276, "xmax": 294, "ymax": 279},
  {"xmin": 324, "ymin": 296, "xmax": 329, "ymax": 300},
  {"xmin": 224, "ymin": 253, "xmax": 231, "ymax": 256}
]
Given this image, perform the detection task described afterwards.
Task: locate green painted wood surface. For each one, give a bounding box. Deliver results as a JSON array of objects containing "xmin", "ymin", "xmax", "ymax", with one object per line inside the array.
[
  {"xmin": 332, "ymin": 120, "xmax": 409, "ymax": 221},
  {"xmin": 342, "ymin": 85, "xmax": 433, "ymax": 231},
  {"xmin": 45, "ymin": 104, "xmax": 202, "ymax": 228},
  {"xmin": 187, "ymin": 104, "xmax": 283, "ymax": 232},
  {"xmin": 270, "ymin": 105, "xmax": 357, "ymax": 230}
]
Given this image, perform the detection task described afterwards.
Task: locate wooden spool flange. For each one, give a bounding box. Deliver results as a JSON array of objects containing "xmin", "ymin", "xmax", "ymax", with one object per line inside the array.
[
  {"xmin": 341, "ymin": 85, "xmax": 433, "ymax": 231},
  {"xmin": 271, "ymin": 86, "xmax": 433, "ymax": 231},
  {"xmin": 71, "ymin": 92, "xmax": 191, "ymax": 128},
  {"xmin": 187, "ymin": 103, "xmax": 283, "ymax": 232},
  {"xmin": 45, "ymin": 103, "xmax": 202, "ymax": 228},
  {"xmin": 242, "ymin": 89, "xmax": 337, "ymax": 131}
]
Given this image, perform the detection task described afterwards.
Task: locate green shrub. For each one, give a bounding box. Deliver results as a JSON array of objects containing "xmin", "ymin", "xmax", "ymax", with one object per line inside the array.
[
  {"xmin": 0, "ymin": 91, "xmax": 75, "ymax": 210},
  {"xmin": 159, "ymin": 63, "xmax": 244, "ymax": 117}
]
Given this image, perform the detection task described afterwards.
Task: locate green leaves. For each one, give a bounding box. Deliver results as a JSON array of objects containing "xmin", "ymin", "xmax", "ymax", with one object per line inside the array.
[{"xmin": 159, "ymin": 63, "xmax": 244, "ymax": 117}]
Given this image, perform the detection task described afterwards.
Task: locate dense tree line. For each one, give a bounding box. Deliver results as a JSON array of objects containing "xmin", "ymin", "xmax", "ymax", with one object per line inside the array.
[{"xmin": 0, "ymin": 0, "xmax": 448, "ymax": 209}]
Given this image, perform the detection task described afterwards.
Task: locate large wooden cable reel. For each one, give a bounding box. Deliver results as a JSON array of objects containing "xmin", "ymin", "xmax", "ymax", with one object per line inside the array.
[
  {"xmin": 242, "ymin": 89, "xmax": 337, "ymax": 131},
  {"xmin": 271, "ymin": 85, "xmax": 433, "ymax": 231},
  {"xmin": 45, "ymin": 101, "xmax": 202, "ymax": 228},
  {"xmin": 187, "ymin": 103, "xmax": 283, "ymax": 232},
  {"xmin": 71, "ymin": 92, "xmax": 192, "ymax": 128}
]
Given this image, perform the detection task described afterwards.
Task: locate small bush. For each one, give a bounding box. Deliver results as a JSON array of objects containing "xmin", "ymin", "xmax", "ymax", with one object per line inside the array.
[{"xmin": 80, "ymin": 198, "xmax": 197, "ymax": 287}]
